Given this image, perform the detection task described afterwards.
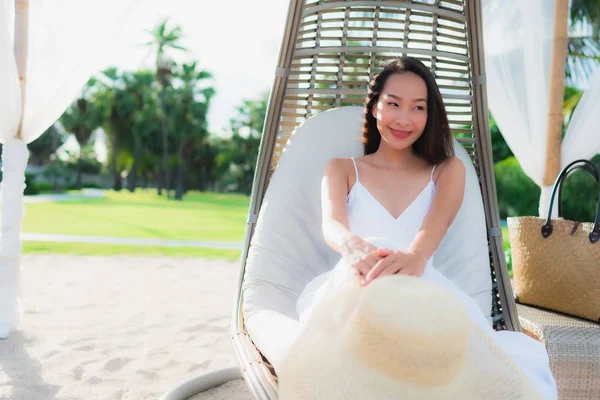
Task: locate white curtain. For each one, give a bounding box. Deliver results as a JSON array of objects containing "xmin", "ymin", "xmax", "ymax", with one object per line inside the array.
[
  {"xmin": 0, "ymin": 0, "xmax": 141, "ymax": 338},
  {"xmin": 561, "ymin": 68, "xmax": 600, "ymax": 168},
  {"xmin": 483, "ymin": 0, "xmax": 600, "ymax": 218},
  {"xmin": 482, "ymin": 0, "xmax": 555, "ymax": 217}
]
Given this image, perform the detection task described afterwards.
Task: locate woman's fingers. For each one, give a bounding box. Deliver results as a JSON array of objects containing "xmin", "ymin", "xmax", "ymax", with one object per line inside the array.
[
  {"xmin": 351, "ymin": 253, "xmax": 374, "ymax": 275},
  {"xmin": 350, "ymin": 248, "xmax": 396, "ymax": 285},
  {"xmin": 366, "ymin": 257, "xmax": 393, "ymax": 282},
  {"xmin": 376, "ymin": 247, "xmax": 390, "ymax": 257},
  {"xmin": 352, "ymin": 260, "xmax": 371, "ymax": 277}
]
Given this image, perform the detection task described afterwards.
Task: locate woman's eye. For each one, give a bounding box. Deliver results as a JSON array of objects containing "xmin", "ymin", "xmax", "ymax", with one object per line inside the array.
[
  {"xmin": 415, "ymin": 106, "xmax": 425, "ymax": 111},
  {"xmin": 387, "ymin": 102, "xmax": 398, "ymax": 107}
]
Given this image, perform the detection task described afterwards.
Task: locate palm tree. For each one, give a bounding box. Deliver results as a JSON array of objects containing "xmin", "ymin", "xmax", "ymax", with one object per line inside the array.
[
  {"xmin": 93, "ymin": 67, "xmax": 126, "ymax": 191},
  {"xmin": 121, "ymin": 70, "xmax": 160, "ymax": 192},
  {"xmin": 567, "ymin": 0, "xmax": 600, "ymax": 86},
  {"xmin": 169, "ymin": 62, "xmax": 214, "ymax": 200},
  {"xmin": 27, "ymin": 124, "xmax": 66, "ymax": 166},
  {"xmin": 60, "ymin": 78, "xmax": 101, "ymax": 190},
  {"xmin": 144, "ymin": 19, "xmax": 186, "ymax": 198}
]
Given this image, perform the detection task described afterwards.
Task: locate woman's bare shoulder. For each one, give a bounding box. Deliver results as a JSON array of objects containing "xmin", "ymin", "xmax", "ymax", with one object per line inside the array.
[
  {"xmin": 324, "ymin": 157, "xmax": 356, "ymax": 176},
  {"xmin": 432, "ymin": 156, "xmax": 465, "ymax": 183}
]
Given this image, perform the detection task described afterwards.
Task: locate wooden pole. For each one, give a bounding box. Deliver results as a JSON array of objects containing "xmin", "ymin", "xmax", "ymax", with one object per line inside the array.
[
  {"xmin": 543, "ymin": 0, "xmax": 569, "ymax": 186},
  {"xmin": 13, "ymin": 0, "xmax": 29, "ymax": 140}
]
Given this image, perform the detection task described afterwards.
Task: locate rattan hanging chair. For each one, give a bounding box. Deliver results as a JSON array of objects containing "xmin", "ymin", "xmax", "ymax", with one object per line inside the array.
[{"xmin": 231, "ymin": 1, "xmax": 519, "ymax": 399}]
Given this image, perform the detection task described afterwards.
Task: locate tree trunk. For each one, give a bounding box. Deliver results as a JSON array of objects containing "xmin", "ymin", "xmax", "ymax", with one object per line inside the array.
[
  {"xmin": 127, "ymin": 136, "xmax": 142, "ymax": 192},
  {"xmin": 107, "ymin": 121, "xmax": 122, "ymax": 192},
  {"xmin": 174, "ymin": 145, "xmax": 186, "ymax": 200},
  {"xmin": 141, "ymin": 170, "xmax": 148, "ymax": 188},
  {"xmin": 160, "ymin": 86, "xmax": 170, "ymax": 199},
  {"xmin": 198, "ymin": 166, "xmax": 205, "ymax": 192},
  {"xmin": 111, "ymin": 143, "xmax": 122, "ymax": 191},
  {"xmin": 113, "ymin": 174, "xmax": 122, "ymax": 191},
  {"xmin": 76, "ymin": 156, "xmax": 83, "ymax": 190},
  {"xmin": 51, "ymin": 126, "xmax": 59, "ymax": 193},
  {"xmin": 157, "ymin": 170, "xmax": 163, "ymax": 195}
]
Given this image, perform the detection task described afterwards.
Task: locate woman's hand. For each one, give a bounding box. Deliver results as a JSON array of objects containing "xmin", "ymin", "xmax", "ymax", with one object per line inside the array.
[
  {"xmin": 340, "ymin": 236, "xmax": 390, "ymax": 284},
  {"xmin": 364, "ymin": 250, "xmax": 426, "ymax": 284}
]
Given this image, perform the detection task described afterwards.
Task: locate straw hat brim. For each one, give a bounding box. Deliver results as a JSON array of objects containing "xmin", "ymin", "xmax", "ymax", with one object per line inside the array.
[{"xmin": 279, "ymin": 274, "xmax": 542, "ymax": 400}]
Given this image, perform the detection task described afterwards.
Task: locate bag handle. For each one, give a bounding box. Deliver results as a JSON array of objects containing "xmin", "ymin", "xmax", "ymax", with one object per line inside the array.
[
  {"xmin": 542, "ymin": 159, "xmax": 600, "ymax": 244},
  {"xmin": 556, "ymin": 163, "xmax": 600, "ymax": 217}
]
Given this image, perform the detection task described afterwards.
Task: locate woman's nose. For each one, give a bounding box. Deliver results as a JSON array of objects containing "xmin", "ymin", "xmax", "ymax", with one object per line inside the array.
[{"xmin": 394, "ymin": 108, "xmax": 410, "ymax": 125}]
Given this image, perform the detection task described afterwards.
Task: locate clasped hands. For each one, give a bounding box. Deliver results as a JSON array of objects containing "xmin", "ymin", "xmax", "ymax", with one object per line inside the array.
[{"xmin": 342, "ymin": 238, "xmax": 426, "ymax": 286}]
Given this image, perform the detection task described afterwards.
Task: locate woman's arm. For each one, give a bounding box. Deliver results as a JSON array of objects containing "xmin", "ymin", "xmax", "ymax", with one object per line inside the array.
[
  {"xmin": 407, "ymin": 156, "xmax": 465, "ymax": 264},
  {"xmin": 321, "ymin": 158, "xmax": 385, "ymax": 279},
  {"xmin": 321, "ymin": 158, "xmax": 357, "ymax": 253},
  {"xmin": 365, "ymin": 156, "xmax": 465, "ymax": 281}
]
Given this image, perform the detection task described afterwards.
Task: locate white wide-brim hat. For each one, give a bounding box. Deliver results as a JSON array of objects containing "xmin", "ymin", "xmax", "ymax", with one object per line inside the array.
[{"xmin": 278, "ymin": 274, "xmax": 543, "ymax": 399}]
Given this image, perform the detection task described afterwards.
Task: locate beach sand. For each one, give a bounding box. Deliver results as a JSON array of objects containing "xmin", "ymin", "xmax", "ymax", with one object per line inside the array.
[{"xmin": 0, "ymin": 255, "xmax": 252, "ymax": 400}]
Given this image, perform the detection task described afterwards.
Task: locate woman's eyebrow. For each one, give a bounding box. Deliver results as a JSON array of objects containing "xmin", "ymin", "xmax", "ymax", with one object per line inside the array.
[{"xmin": 384, "ymin": 93, "xmax": 427, "ymax": 102}]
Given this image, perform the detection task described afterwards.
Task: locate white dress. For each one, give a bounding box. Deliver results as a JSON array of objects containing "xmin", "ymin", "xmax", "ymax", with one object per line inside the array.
[{"xmin": 296, "ymin": 158, "xmax": 558, "ymax": 399}]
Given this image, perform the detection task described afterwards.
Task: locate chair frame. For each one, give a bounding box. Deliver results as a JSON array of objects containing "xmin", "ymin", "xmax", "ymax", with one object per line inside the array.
[{"xmin": 231, "ymin": 1, "xmax": 519, "ymax": 398}]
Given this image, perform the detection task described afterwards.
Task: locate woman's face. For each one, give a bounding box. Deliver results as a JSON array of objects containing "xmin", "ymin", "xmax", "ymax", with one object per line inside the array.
[{"xmin": 372, "ymin": 72, "xmax": 428, "ymax": 151}]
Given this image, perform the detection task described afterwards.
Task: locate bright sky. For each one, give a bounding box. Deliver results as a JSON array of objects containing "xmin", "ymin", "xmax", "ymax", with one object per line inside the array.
[{"xmin": 100, "ymin": 0, "xmax": 290, "ymax": 136}]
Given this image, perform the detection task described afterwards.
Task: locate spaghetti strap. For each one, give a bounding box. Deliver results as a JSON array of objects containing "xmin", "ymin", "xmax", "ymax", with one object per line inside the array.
[
  {"xmin": 350, "ymin": 158, "xmax": 360, "ymax": 183},
  {"xmin": 430, "ymin": 164, "xmax": 437, "ymax": 181}
]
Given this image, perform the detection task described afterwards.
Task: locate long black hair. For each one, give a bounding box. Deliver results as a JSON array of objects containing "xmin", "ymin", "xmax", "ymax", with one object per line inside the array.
[{"xmin": 362, "ymin": 57, "xmax": 454, "ymax": 164}]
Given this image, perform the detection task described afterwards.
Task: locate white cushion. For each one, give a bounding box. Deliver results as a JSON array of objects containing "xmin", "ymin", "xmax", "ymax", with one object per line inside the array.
[{"xmin": 243, "ymin": 106, "xmax": 492, "ymax": 372}]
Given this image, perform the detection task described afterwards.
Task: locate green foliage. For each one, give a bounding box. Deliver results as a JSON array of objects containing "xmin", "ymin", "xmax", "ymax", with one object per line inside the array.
[
  {"xmin": 63, "ymin": 146, "xmax": 103, "ymax": 174},
  {"xmin": 24, "ymin": 174, "xmax": 39, "ymax": 195},
  {"xmin": 567, "ymin": 0, "xmax": 600, "ymax": 85},
  {"xmin": 494, "ymin": 157, "xmax": 540, "ymax": 219},
  {"xmin": 559, "ymin": 155, "xmax": 600, "ymax": 222},
  {"xmin": 60, "ymin": 86, "xmax": 101, "ymax": 148},
  {"xmin": 563, "ymin": 86, "xmax": 583, "ymax": 124},
  {"xmin": 43, "ymin": 160, "xmax": 75, "ymax": 192},
  {"xmin": 33, "ymin": 182, "xmax": 57, "ymax": 193},
  {"xmin": 494, "ymin": 153, "xmax": 600, "ymax": 223},
  {"xmin": 212, "ymin": 93, "xmax": 268, "ymax": 194},
  {"xmin": 144, "ymin": 18, "xmax": 186, "ymax": 69},
  {"xmin": 27, "ymin": 124, "xmax": 67, "ymax": 166},
  {"xmin": 489, "ymin": 115, "xmax": 513, "ymax": 163}
]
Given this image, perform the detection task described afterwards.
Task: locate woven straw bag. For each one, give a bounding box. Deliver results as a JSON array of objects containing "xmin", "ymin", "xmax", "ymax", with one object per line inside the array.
[{"xmin": 508, "ymin": 159, "xmax": 600, "ymax": 323}]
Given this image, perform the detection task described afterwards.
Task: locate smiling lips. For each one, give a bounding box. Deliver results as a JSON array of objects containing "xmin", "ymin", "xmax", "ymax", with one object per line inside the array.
[{"xmin": 390, "ymin": 128, "xmax": 411, "ymax": 139}]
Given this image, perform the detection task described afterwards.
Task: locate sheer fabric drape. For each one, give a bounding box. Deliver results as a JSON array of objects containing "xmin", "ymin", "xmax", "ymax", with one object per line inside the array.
[
  {"xmin": 0, "ymin": 0, "xmax": 141, "ymax": 337},
  {"xmin": 483, "ymin": 0, "xmax": 600, "ymax": 217}
]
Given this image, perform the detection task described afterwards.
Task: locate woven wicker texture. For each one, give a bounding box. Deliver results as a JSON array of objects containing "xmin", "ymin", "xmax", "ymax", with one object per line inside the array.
[
  {"xmin": 508, "ymin": 216, "xmax": 600, "ymax": 323},
  {"xmin": 517, "ymin": 304, "xmax": 600, "ymax": 400},
  {"xmin": 271, "ymin": 0, "xmax": 477, "ymax": 173}
]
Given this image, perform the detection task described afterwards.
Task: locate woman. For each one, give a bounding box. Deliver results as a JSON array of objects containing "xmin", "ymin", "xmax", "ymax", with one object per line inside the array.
[
  {"xmin": 294, "ymin": 57, "xmax": 557, "ymax": 398},
  {"xmin": 296, "ymin": 56, "xmax": 463, "ymax": 320}
]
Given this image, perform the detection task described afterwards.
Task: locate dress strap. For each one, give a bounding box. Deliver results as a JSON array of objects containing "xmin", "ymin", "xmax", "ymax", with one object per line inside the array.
[
  {"xmin": 350, "ymin": 158, "xmax": 360, "ymax": 183},
  {"xmin": 430, "ymin": 164, "xmax": 437, "ymax": 181}
]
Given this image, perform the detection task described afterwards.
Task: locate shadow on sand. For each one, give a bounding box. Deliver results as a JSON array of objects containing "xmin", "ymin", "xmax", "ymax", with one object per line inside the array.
[{"xmin": 0, "ymin": 331, "xmax": 59, "ymax": 400}]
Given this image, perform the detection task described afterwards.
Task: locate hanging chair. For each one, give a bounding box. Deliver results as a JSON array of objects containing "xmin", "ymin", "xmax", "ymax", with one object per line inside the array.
[{"xmin": 231, "ymin": 1, "xmax": 519, "ymax": 398}]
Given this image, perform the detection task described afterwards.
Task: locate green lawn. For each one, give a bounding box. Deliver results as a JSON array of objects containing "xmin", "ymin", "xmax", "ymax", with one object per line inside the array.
[
  {"xmin": 21, "ymin": 189, "xmax": 249, "ymax": 259},
  {"xmin": 23, "ymin": 189, "xmax": 249, "ymax": 242},
  {"xmin": 20, "ymin": 189, "xmax": 515, "ymax": 262},
  {"xmin": 23, "ymin": 241, "xmax": 241, "ymax": 260}
]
